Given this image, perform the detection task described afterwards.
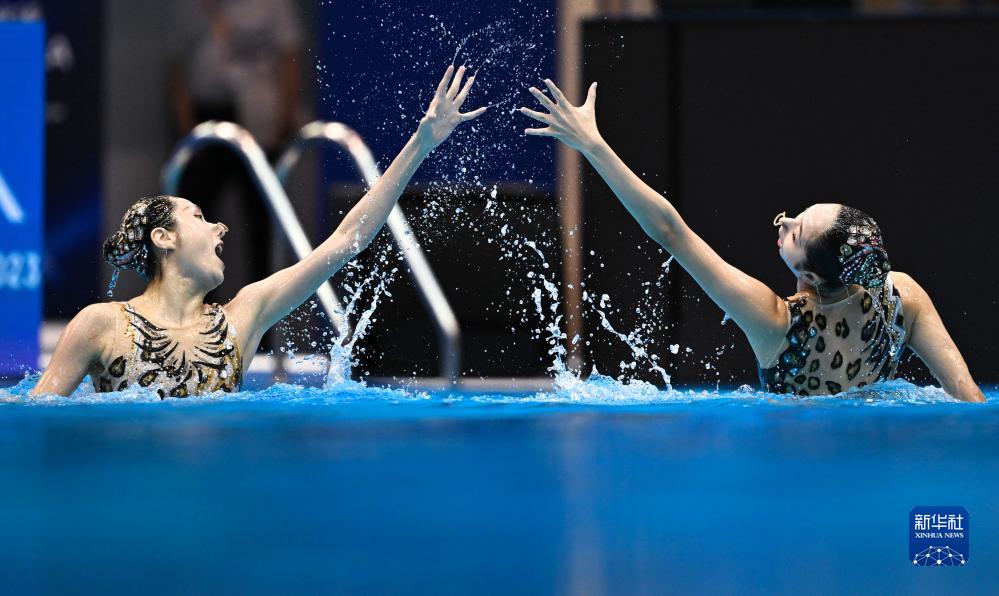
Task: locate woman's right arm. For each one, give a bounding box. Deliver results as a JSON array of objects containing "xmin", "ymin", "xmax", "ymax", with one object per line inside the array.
[
  {"xmin": 29, "ymin": 304, "xmax": 112, "ymax": 397},
  {"xmin": 520, "ymin": 80, "xmax": 788, "ymax": 358},
  {"xmin": 225, "ymin": 66, "xmax": 486, "ymax": 342}
]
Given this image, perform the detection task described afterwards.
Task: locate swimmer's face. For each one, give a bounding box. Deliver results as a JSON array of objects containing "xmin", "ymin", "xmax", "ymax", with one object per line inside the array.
[
  {"xmin": 155, "ymin": 198, "xmax": 228, "ymax": 289},
  {"xmin": 776, "ymin": 203, "xmax": 840, "ymax": 286}
]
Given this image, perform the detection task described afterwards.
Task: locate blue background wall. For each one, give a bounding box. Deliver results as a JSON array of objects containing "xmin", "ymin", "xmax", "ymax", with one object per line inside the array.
[
  {"xmin": 0, "ymin": 21, "xmax": 45, "ymax": 375},
  {"xmin": 314, "ymin": 0, "xmax": 556, "ymax": 186}
]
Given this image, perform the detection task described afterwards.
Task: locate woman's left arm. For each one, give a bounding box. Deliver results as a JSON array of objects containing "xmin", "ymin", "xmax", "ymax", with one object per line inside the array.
[
  {"xmin": 892, "ymin": 272, "xmax": 985, "ymax": 402},
  {"xmin": 227, "ymin": 65, "xmax": 486, "ymax": 335}
]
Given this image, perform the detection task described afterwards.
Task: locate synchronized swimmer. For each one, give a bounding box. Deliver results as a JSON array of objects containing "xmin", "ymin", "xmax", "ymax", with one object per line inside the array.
[
  {"xmin": 30, "ymin": 68, "xmax": 983, "ymax": 402},
  {"xmin": 32, "ymin": 66, "xmax": 485, "ymax": 397},
  {"xmin": 518, "ymin": 79, "xmax": 983, "ymax": 402}
]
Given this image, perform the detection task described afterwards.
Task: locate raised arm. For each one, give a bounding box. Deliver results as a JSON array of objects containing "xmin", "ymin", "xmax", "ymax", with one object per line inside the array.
[
  {"xmin": 891, "ymin": 272, "xmax": 984, "ymax": 402},
  {"xmin": 30, "ymin": 303, "xmax": 113, "ymax": 397},
  {"xmin": 520, "ymin": 80, "xmax": 787, "ymax": 359},
  {"xmin": 228, "ymin": 65, "xmax": 487, "ymax": 338}
]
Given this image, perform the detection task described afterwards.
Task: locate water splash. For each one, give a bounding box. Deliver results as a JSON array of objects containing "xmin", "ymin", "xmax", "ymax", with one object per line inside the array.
[
  {"xmin": 519, "ymin": 231, "xmax": 677, "ymax": 396},
  {"xmin": 5, "ymin": 374, "xmax": 975, "ymax": 408},
  {"xmin": 323, "ymin": 254, "xmax": 400, "ymax": 389},
  {"xmin": 584, "ymin": 290, "xmax": 671, "ymax": 385},
  {"xmin": 301, "ymin": 6, "xmax": 557, "ymax": 380},
  {"xmin": 305, "ymin": 4, "xmax": 705, "ymax": 389},
  {"xmin": 106, "ymin": 268, "xmax": 120, "ymax": 297}
]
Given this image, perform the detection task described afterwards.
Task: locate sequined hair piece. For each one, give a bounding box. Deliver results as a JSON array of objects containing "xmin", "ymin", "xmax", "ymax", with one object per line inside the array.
[
  {"xmin": 102, "ymin": 196, "xmax": 177, "ymax": 294},
  {"xmin": 801, "ymin": 205, "xmax": 892, "ymax": 291},
  {"xmin": 836, "ymin": 218, "xmax": 891, "ymax": 288}
]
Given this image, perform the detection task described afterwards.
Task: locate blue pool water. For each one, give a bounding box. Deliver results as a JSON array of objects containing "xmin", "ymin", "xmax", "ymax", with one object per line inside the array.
[{"xmin": 2, "ymin": 376, "xmax": 997, "ymax": 594}]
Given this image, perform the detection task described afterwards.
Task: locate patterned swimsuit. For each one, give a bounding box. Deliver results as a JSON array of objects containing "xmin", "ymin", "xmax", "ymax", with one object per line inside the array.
[
  {"xmin": 757, "ymin": 279, "xmax": 907, "ymax": 395},
  {"xmin": 91, "ymin": 302, "xmax": 243, "ymax": 398}
]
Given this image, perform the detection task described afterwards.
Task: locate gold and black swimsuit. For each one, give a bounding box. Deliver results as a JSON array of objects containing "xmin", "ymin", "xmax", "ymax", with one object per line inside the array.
[
  {"xmin": 91, "ymin": 302, "xmax": 243, "ymax": 398},
  {"xmin": 757, "ymin": 279, "xmax": 907, "ymax": 396}
]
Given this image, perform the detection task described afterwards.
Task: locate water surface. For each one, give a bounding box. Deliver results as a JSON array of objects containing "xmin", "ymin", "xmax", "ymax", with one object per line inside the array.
[{"xmin": 2, "ymin": 377, "xmax": 996, "ymax": 594}]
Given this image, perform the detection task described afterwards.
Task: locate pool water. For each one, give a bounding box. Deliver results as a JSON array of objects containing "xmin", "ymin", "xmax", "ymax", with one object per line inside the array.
[{"xmin": 2, "ymin": 376, "xmax": 996, "ymax": 594}]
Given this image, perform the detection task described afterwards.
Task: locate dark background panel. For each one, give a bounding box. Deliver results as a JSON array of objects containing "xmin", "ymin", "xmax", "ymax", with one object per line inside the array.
[
  {"xmin": 39, "ymin": 1, "xmax": 103, "ymax": 317},
  {"xmin": 279, "ymin": 185, "xmax": 559, "ymax": 379},
  {"xmin": 581, "ymin": 22, "xmax": 681, "ymax": 382},
  {"xmin": 583, "ymin": 17, "xmax": 999, "ymax": 385},
  {"xmin": 354, "ymin": 186, "xmax": 562, "ymax": 378},
  {"xmin": 677, "ymin": 17, "xmax": 999, "ymax": 385}
]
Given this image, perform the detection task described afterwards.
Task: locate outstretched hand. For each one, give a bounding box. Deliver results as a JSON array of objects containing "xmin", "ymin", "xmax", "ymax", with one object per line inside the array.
[
  {"xmin": 519, "ymin": 79, "xmax": 601, "ymax": 153},
  {"xmin": 415, "ymin": 65, "xmax": 488, "ymax": 150}
]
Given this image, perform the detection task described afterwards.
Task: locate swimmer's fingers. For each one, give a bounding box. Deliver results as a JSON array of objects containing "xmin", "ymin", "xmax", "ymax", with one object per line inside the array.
[
  {"xmin": 454, "ymin": 74, "xmax": 476, "ymax": 109},
  {"xmin": 518, "ymin": 107, "xmax": 551, "ymax": 124},
  {"xmin": 584, "ymin": 81, "xmax": 598, "ymax": 108},
  {"xmin": 434, "ymin": 64, "xmax": 455, "ymax": 99},
  {"xmin": 543, "ymin": 78, "xmax": 569, "ymax": 106},
  {"xmin": 446, "ymin": 65, "xmax": 467, "ymax": 101},
  {"xmin": 524, "ymin": 126, "xmax": 557, "ymax": 137},
  {"xmin": 528, "ymin": 87, "xmax": 557, "ymax": 112},
  {"xmin": 460, "ymin": 106, "xmax": 488, "ymax": 121}
]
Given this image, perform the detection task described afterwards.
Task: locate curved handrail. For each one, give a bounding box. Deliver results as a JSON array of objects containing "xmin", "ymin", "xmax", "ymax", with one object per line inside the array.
[
  {"xmin": 275, "ymin": 121, "xmax": 461, "ymax": 383},
  {"xmin": 161, "ymin": 121, "xmax": 351, "ymax": 338}
]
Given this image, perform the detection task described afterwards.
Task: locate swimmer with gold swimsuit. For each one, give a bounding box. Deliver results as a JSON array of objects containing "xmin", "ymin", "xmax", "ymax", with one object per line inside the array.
[{"xmin": 32, "ymin": 66, "xmax": 487, "ymax": 397}]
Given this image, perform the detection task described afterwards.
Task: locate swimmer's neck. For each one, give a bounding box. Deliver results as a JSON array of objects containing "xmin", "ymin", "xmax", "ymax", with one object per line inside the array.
[
  {"xmin": 130, "ymin": 275, "xmax": 209, "ymax": 328},
  {"xmin": 795, "ymin": 277, "xmax": 855, "ymax": 302}
]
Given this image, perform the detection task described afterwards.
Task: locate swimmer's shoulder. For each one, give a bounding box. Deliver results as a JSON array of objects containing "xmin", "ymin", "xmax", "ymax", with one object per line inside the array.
[
  {"xmin": 43, "ymin": 302, "xmax": 121, "ymax": 376},
  {"xmin": 73, "ymin": 302, "xmax": 119, "ymax": 326},
  {"xmin": 887, "ymin": 271, "xmax": 930, "ymax": 322},
  {"xmin": 887, "ymin": 271, "xmax": 926, "ymax": 307},
  {"xmin": 65, "ymin": 302, "xmax": 120, "ymax": 348},
  {"xmin": 887, "ymin": 270, "xmax": 916, "ymax": 291}
]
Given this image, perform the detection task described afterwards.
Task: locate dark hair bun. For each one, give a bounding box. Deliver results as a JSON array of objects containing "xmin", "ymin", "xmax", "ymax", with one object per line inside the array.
[
  {"xmin": 805, "ymin": 206, "xmax": 891, "ymax": 290},
  {"xmin": 103, "ymin": 196, "xmax": 176, "ymax": 279}
]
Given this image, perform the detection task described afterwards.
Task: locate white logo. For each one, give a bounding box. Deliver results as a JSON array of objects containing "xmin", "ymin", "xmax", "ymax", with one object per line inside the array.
[{"xmin": 0, "ymin": 169, "xmax": 25, "ymax": 224}]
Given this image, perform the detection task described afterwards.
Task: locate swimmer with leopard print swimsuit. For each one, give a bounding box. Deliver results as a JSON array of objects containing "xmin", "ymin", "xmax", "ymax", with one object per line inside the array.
[
  {"xmin": 519, "ymin": 76, "xmax": 983, "ymax": 401},
  {"xmin": 758, "ymin": 279, "xmax": 907, "ymax": 396}
]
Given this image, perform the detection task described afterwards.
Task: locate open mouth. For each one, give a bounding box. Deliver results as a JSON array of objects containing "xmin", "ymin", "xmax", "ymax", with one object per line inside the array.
[{"xmin": 215, "ymin": 242, "xmax": 224, "ymax": 258}]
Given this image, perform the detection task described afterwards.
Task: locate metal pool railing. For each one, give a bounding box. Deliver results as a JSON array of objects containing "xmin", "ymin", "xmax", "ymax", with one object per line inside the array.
[
  {"xmin": 160, "ymin": 120, "xmax": 461, "ymax": 383},
  {"xmin": 160, "ymin": 121, "xmax": 350, "ymax": 338},
  {"xmin": 275, "ymin": 121, "xmax": 461, "ymax": 383}
]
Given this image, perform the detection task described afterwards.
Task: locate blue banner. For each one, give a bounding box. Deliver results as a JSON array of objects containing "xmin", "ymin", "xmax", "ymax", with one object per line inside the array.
[{"xmin": 0, "ymin": 20, "xmax": 45, "ymax": 375}]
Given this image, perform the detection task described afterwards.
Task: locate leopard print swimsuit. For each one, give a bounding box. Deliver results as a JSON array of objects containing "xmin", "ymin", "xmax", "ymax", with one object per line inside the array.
[
  {"xmin": 757, "ymin": 279, "xmax": 907, "ymax": 396},
  {"xmin": 91, "ymin": 302, "xmax": 243, "ymax": 398}
]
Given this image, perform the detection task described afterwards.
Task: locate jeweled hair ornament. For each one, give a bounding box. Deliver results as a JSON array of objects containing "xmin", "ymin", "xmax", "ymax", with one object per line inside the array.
[
  {"xmin": 102, "ymin": 196, "xmax": 176, "ymax": 296},
  {"xmin": 836, "ymin": 218, "xmax": 891, "ymax": 288}
]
